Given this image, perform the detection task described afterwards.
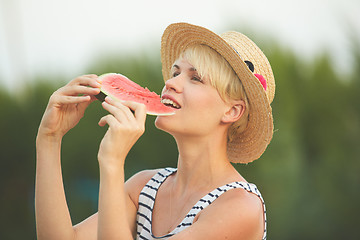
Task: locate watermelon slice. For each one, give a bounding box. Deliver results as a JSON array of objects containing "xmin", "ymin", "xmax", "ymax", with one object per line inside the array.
[{"xmin": 95, "ymin": 73, "xmax": 175, "ymax": 116}]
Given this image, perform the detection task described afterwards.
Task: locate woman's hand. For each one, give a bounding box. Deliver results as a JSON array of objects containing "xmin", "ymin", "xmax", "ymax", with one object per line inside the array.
[
  {"xmin": 36, "ymin": 75, "xmax": 101, "ymax": 240},
  {"xmin": 37, "ymin": 74, "xmax": 101, "ymax": 140},
  {"xmin": 98, "ymin": 96, "xmax": 146, "ymax": 171}
]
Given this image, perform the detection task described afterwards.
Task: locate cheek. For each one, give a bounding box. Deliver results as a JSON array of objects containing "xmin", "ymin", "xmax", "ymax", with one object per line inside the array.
[
  {"xmin": 183, "ymin": 97, "xmax": 226, "ymax": 135},
  {"xmin": 188, "ymin": 91, "xmax": 225, "ymax": 116},
  {"xmin": 154, "ymin": 88, "xmax": 227, "ymax": 134}
]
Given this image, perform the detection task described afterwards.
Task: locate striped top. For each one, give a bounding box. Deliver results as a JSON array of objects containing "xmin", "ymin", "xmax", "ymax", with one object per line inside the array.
[{"xmin": 136, "ymin": 168, "xmax": 267, "ymax": 240}]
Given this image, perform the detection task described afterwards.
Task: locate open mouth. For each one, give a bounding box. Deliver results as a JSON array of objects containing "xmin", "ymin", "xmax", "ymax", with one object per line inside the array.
[{"xmin": 161, "ymin": 98, "xmax": 181, "ymax": 109}]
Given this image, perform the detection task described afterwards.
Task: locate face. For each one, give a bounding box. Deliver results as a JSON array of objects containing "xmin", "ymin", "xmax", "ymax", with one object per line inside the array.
[{"xmin": 155, "ymin": 58, "xmax": 231, "ymax": 138}]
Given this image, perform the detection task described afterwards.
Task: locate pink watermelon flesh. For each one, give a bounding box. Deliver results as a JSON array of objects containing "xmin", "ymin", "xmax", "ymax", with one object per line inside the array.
[{"xmin": 95, "ymin": 73, "xmax": 175, "ymax": 116}]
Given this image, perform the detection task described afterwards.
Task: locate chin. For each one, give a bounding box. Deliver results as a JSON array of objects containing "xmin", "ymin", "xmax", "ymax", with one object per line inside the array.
[
  {"xmin": 154, "ymin": 115, "xmax": 177, "ymax": 134},
  {"xmin": 155, "ymin": 115, "xmax": 168, "ymax": 131}
]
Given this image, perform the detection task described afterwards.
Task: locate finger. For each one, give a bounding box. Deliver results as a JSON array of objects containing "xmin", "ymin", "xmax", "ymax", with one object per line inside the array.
[
  {"xmin": 76, "ymin": 95, "xmax": 99, "ymax": 112},
  {"xmin": 101, "ymin": 100, "xmax": 133, "ymax": 124},
  {"xmin": 120, "ymin": 100, "xmax": 147, "ymax": 125},
  {"xmin": 52, "ymin": 95, "xmax": 91, "ymax": 105},
  {"xmin": 77, "ymin": 95, "xmax": 96, "ymax": 113},
  {"xmin": 98, "ymin": 114, "xmax": 117, "ymax": 127},
  {"xmin": 83, "ymin": 74, "xmax": 98, "ymax": 78},
  {"xmin": 70, "ymin": 75, "xmax": 101, "ymax": 88},
  {"xmin": 60, "ymin": 85, "xmax": 101, "ymax": 97},
  {"xmin": 104, "ymin": 96, "xmax": 135, "ymax": 117}
]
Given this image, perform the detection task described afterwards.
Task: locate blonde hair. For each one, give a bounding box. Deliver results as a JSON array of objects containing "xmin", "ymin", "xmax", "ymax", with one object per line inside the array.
[{"xmin": 178, "ymin": 44, "xmax": 250, "ymax": 142}]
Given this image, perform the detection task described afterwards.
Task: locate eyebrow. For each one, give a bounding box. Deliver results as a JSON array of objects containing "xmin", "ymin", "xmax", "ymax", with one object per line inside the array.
[{"xmin": 172, "ymin": 64, "xmax": 197, "ymax": 72}]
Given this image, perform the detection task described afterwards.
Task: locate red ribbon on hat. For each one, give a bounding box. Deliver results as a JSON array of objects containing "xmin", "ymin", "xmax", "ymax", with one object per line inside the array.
[{"xmin": 254, "ymin": 74, "xmax": 267, "ymax": 90}]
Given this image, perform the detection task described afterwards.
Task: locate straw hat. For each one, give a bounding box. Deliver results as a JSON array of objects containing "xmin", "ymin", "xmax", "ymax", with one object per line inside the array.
[{"xmin": 161, "ymin": 23, "xmax": 275, "ymax": 163}]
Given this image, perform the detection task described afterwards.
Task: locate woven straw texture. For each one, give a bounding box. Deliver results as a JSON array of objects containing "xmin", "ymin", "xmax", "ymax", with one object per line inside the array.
[{"xmin": 161, "ymin": 23, "xmax": 275, "ymax": 163}]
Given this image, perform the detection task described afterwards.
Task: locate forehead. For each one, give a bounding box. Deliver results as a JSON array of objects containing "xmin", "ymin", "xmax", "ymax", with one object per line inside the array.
[{"xmin": 172, "ymin": 58, "xmax": 197, "ymax": 71}]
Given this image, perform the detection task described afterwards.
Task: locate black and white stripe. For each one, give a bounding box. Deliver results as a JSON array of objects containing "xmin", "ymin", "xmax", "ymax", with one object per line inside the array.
[
  {"xmin": 136, "ymin": 168, "xmax": 267, "ymax": 240},
  {"xmin": 136, "ymin": 168, "xmax": 176, "ymax": 240}
]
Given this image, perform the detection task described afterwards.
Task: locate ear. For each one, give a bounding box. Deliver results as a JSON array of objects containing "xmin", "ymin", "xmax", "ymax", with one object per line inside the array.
[{"xmin": 221, "ymin": 100, "xmax": 246, "ymax": 124}]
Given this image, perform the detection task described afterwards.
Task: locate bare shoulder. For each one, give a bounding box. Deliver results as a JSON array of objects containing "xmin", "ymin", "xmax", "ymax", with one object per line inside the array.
[
  {"xmin": 210, "ymin": 186, "xmax": 264, "ymax": 215},
  {"xmin": 225, "ymin": 188, "xmax": 263, "ymax": 216},
  {"xmin": 125, "ymin": 169, "xmax": 160, "ymax": 207},
  {"xmin": 173, "ymin": 187, "xmax": 265, "ymax": 240},
  {"xmin": 125, "ymin": 168, "xmax": 160, "ymax": 187},
  {"xmin": 203, "ymin": 188, "xmax": 264, "ymax": 239}
]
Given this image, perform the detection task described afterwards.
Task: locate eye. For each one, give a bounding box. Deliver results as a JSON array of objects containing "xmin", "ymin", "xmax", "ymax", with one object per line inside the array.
[
  {"xmin": 172, "ymin": 72, "xmax": 180, "ymax": 78},
  {"xmin": 192, "ymin": 76, "xmax": 202, "ymax": 82}
]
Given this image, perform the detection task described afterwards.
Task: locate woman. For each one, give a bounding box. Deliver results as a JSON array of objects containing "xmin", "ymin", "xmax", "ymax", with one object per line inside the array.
[{"xmin": 35, "ymin": 23, "xmax": 275, "ymax": 240}]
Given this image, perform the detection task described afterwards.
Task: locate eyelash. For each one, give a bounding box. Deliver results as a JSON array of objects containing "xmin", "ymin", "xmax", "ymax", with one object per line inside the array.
[
  {"xmin": 172, "ymin": 72, "xmax": 180, "ymax": 77},
  {"xmin": 172, "ymin": 72, "xmax": 203, "ymax": 83},
  {"xmin": 192, "ymin": 75, "xmax": 203, "ymax": 82}
]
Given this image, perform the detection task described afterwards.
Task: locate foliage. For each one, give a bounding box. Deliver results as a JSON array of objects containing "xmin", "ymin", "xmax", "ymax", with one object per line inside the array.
[{"xmin": 0, "ymin": 41, "xmax": 359, "ymax": 239}]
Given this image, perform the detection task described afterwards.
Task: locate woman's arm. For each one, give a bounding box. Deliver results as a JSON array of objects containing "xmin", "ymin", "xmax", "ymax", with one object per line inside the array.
[
  {"xmin": 35, "ymin": 136, "xmax": 76, "ymax": 240},
  {"xmin": 97, "ymin": 164, "xmax": 136, "ymax": 240},
  {"xmin": 35, "ymin": 75, "xmax": 101, "ymax": 240},
  {"xmin": 72, "ymin": 169, "xmax": 158, "ymax": 240},
  {"xmin": 96, "ymin": 97, "xmax": 147, "ymax": 240}
]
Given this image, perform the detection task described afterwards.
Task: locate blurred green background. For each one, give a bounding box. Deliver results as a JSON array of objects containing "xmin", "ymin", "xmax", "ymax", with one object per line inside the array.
[{"xmin": 0, "ymin": 32, "xmax": 360, "ymax": 239}]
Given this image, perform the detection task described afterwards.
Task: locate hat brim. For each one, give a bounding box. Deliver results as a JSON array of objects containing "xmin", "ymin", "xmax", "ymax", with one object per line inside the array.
[{"xmin": 161, "ymin": 23, "xmax": 273, "ymax": 163}]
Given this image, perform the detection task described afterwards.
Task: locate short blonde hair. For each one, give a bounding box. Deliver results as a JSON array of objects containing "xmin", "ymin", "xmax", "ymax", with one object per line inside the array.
[{"xmin": 178, "ymin": 44, "xmax": 250, "ymax": 142}]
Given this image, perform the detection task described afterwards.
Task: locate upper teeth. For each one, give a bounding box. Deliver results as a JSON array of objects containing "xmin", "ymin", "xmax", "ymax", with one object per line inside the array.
[{"xmin": 161, "ymin": 98, "xmax": 180, "ymax": 109}]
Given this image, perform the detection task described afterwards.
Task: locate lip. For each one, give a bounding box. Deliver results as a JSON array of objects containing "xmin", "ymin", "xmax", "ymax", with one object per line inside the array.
[{"xmin": 161, "ymin": 94, "xmax": 181, "ymax": 109}]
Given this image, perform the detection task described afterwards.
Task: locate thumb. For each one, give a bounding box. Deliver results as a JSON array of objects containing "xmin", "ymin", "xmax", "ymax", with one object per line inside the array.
[{"xmin": 76, "ymin": 95, "xmax": 93, "ymax": 114}]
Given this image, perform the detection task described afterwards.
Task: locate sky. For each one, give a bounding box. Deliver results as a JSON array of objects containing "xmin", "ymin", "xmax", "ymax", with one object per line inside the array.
[{"xmin": 0, "ymin": 0, "xmax": 359, "ymax": 91}]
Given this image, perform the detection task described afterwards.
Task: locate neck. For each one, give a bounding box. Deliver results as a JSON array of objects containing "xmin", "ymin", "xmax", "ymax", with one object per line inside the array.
[{"xmin": 171, "ymin": 131, "xmax": 235, "ymax": 195}]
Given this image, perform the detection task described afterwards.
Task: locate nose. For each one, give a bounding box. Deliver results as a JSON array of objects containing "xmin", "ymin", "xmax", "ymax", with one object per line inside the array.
[{"xmin": 164, "ymin": 75, "xmax": 183, "ymax": 93}]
